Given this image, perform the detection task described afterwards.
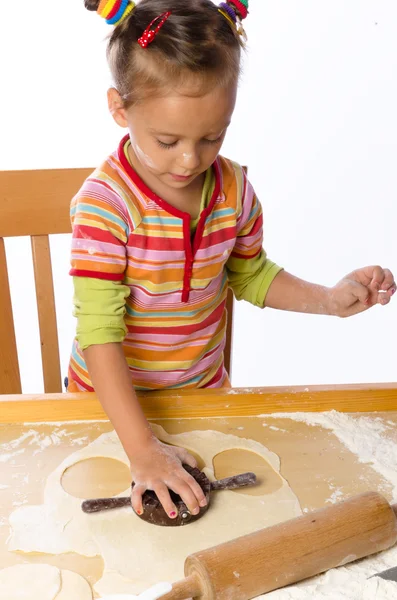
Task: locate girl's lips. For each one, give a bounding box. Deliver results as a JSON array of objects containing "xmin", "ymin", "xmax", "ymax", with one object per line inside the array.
[{"xmin": 170, "ymin": 173, "xmax": 193, "ymax": 182}]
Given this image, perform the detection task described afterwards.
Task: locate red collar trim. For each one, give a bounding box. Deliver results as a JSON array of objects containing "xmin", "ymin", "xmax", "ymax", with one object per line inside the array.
[{"xmin": 117, "ymin": 134, "xmax": 221, "ymax": 219}]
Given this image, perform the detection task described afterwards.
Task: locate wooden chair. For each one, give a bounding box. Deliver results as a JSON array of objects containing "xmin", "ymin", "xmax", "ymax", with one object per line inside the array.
[{"xmin": 0, "ymin": 168, "xmax": 235, "ymax": 394}]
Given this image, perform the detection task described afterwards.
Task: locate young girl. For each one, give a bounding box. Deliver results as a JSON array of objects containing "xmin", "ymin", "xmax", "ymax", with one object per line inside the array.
[{"xmin": 69, "ymin": 0, "xmax": 395, "ymax": 520}]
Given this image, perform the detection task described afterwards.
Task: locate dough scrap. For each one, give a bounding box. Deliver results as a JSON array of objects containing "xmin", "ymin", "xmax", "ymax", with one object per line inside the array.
[
  {"xmin": 56, "ymin": 569, "xmax": 92, "ymax": 599},
  {"xmin": 8, "ymin": 425, "xmax": 301, "ymax": 596},
  {"xmin": 0, "ymin": 565, "xmax": 92, "ymax": 600},
  {"xmin": 0, "ymin": 564, "xmax": 61, "ymax": 600}
]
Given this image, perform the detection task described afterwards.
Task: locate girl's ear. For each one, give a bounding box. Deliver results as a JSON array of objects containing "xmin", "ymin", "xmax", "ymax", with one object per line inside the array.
[{"xmin": 107, "ymin": 87, "xmax": 129, "ymax": 127}]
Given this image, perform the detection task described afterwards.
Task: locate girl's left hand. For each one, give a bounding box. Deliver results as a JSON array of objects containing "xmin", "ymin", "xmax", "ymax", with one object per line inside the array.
[{"xmin": 329, "ymin": 265, "xmax": 396, "ymax": 318}]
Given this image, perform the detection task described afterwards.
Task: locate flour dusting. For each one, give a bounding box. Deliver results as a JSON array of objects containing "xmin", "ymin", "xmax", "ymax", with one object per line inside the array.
[
  {"xmin": 258, "ymin": 410, "xmax": 397, "ymax": 599},
  {"xmin": 325, "ymin": 485, "xmax": 344, "ymax": 504},
  {"xmin": 264, "ymin": 568, "xmax": 397, "ymax": 599},
  {"xmin": 0, "ymin": 449, "xmax": 25, "ymax": 463},
  {"xmin": 265, "ymin": 410, "xmax": 397, "ymax": 501},
  {"xmin": 0, "ymin": 428, "xmax": 89, "ymax": 458}
]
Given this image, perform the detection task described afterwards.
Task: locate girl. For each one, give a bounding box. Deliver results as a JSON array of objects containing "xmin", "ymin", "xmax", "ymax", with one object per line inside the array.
[{"xmin": 69, "ymin": 0, "xmax": 395, "ymax": 520}]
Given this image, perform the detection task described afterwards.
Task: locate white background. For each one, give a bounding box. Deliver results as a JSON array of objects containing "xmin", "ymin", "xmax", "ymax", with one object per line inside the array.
[{"xmin": 1, "ymin": 0, "xmax": 396, "ymax": 392}]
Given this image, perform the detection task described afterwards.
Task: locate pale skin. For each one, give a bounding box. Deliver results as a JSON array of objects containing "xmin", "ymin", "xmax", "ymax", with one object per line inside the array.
[{"xmin": 84, "ymin": 79, "xmax": 396, "ymax": 520}]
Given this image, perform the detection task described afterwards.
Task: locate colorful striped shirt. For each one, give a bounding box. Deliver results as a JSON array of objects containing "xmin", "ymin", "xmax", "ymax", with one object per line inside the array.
[{"xmin": 68, "ymin": 135, "xmax": 281, "ymax": 391}]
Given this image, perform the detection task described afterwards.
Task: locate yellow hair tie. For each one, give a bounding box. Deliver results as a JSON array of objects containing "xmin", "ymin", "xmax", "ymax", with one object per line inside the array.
[
  {"xmin": 115, "ymin": 1, "xmax": 135, "ymax": 25},
  {"xmin": 218, "ymin": 9, "xmax": 236, "ymax": 30},
  {"xmin": 218, "ymin": 8, "xmax": 247, "ymax": 43}
]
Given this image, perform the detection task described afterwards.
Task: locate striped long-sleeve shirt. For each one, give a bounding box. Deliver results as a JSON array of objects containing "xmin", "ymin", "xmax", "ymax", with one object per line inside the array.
[{"xmin": 68, "ymin": 135, "xmax": 281, "ymax": 391}]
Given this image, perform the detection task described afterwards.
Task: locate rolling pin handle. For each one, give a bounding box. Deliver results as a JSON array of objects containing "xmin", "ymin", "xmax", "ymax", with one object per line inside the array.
[{"xmin": 158, "ymin": 574, "xmax": 202, "ymax": 600}]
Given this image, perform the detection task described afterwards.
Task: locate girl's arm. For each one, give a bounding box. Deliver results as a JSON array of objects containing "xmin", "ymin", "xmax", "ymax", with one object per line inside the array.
[
  {"xmin": 68, "ymin": 190, "xmax": 207, "ymax": 516},
  {"xmin": 84, "ymin": 343, "xmax": 152, "ymax": 454},
  {"xmin": 83, "ymin": 343, "xmax": 207, "ymax": 518},
  {"xmin": 265, "ymin": 267, "xmax": 395, "ymax": 317},
  {"xmin": 264, "ymin": 271, "xmax": 331, "ymax": 314},
  {"xmin": 228, "ymin": 172, "xmax": 394, "ymax": 317}
]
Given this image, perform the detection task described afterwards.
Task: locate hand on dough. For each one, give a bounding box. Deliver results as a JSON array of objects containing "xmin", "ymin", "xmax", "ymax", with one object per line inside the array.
[{"xmin": 130, "ymin": 437, "xmax": 207, "ymax": 518}]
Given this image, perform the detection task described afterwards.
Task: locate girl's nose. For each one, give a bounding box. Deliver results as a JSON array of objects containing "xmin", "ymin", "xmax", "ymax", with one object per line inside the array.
[{"xmin": 177, "ymin": 151, "xmax": 200, "ymax": 171}]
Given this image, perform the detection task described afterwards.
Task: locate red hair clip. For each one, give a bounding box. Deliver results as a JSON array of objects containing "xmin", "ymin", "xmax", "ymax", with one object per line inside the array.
[{"xmin": 137, "ymin": 11, "xmax": 172, "ymax": 48}]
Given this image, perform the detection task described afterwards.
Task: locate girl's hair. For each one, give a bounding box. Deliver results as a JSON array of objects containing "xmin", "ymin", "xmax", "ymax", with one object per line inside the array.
[{"xmin": 84, "ymin": 0, "xmax": 246, "ymax": 105}]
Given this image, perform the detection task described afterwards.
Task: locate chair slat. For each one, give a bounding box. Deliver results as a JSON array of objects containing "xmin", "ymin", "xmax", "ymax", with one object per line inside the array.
[
  {"xmin": 0, "ymin": 238, "xmax": 22, "ymax": 393},
  {"xmin": 0, "ymin": 168, "xmax": 93, "ymax": 237},
  {"xmin": 31, "ymin": 235, "xmax": 62, "ymax": 393}
]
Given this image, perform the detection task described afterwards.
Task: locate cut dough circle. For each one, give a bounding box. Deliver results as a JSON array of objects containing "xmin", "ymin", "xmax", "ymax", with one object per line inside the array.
[
  {"xmin": 0, "ymin": 565, "xmax": 92, "ymax": 600},
  {"xmin": 0, "ymin": 564, "xmax": 61, "ymax": 600}
]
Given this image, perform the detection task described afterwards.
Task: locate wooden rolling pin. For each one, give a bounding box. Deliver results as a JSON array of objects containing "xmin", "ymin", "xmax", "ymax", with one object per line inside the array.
[{"xmin": 160, "ymin": 491, "xmax": 397, "ymax": 600}]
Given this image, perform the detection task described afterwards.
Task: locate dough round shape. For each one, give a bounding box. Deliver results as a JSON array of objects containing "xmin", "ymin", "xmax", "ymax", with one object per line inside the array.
[
  {"xmin": 0, "ymin": 564, "xmax": 61, "ymax": 600},
  {"xmin": 8, "ymin": 425, "xmax": 301, "ymax": 596},
  {"xmin": 57, "ymin": 570, "xmax": 92, "ymax": 599}
]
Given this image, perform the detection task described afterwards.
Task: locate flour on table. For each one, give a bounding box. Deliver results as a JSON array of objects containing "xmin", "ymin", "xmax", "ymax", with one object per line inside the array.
[
  {"xmin": 325, "ymin": 485, "xmax": 344, "ymax": 504},
  {"xmin": 256, "ymin": 410, "xmax": 397, "ymax": 599},
  {"xmin": 261, "ymin": 559, "xmax": 397, "ymax": 599},
  {"xmin": 0, "ymin": 449, "xmax": 25, "ymax": 463},
  {"xmin": 265, "ymin": 410, "xmax": 397, "ymax": 500},
  {"xmin": 8, "ymin": 425, "xmax": 301, "ymax": 596},
  {"xmin": 0, "ymin": 428, "xmax": 90, "ymax": 459}
]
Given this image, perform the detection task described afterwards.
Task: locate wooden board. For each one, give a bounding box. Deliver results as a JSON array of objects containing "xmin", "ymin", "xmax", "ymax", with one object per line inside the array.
[
  {"xmin": 1, "ymin": 383, "xmax": 397, "ymax": 423},
  {"xmin": 1, "ymin": 412, "xmax": 397, "ymax": 597},
  {"xmin": 1, "ymin": 386, "xmax": 397, "ymax": 596}
]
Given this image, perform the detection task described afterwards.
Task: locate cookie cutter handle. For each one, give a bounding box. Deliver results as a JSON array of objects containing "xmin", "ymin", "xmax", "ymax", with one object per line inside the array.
[
  {"xmin": 210, "ymin": 472, "xmax": 257, "ymax": 491},
  {"xmin": 81, "ymin": 496, "xmax": 131, "ymax": 513}
]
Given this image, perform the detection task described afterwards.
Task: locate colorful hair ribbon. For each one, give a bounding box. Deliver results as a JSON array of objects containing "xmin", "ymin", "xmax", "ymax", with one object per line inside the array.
[
  {"xmin": 97, "ymin": 0, "xmax": 135, "ymax": 26},
  {"xmin": 228, "ymin": 0, "xmax": 248, "ymax": 19},
  {"xmin": 218, "ymin": 0, "xmax": 248, "ymax": 41}
]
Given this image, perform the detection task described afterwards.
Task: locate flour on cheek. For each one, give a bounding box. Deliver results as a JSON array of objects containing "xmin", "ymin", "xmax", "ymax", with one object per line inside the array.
[{"xmin": 133, "ymin": 143, "xmax": 159, "ymax": 171}]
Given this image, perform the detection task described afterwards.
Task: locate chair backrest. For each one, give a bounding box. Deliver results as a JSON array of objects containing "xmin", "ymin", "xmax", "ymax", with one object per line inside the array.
[
  {"xmin": 0, "ymin": 168, "xmax": 235, "ymax": 394},
  {"xmin": 0, "ymin": 168, "xmax": 92, "ymax": 394}
]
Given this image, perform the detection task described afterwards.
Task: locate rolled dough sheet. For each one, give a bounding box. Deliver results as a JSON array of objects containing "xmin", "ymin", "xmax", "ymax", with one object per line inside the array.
[{"xmin": 8, "ymin": 425, "xmax": 301, "ymax": 596}]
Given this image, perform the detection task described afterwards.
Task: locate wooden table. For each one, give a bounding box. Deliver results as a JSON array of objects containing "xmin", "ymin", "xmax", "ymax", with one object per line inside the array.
[{"xmin": 1, "ymin": 384, "xmax": 397, "ymax": 597}]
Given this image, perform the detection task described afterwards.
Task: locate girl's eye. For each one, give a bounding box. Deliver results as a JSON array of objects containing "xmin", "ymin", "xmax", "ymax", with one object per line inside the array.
[
  {"xmin": 157, "ymin": 140, "xmax": 177, "ymax": 149},
  {"xmin": 156, "ymin": 135, "xmax": 223, "ymax": 149},
  {"xmin": 203, "ymin": 135, "xmax": 223, "ymax": 145}
]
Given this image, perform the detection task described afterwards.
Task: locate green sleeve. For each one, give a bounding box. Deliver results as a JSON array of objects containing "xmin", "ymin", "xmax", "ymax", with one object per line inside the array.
[
  {"xmin": 226, "ymin": 250, "xmax": 283, "ymax": 308},
  {"xmin": 73, "ymin": 277, "xmax": 130, "ymax": 350}
]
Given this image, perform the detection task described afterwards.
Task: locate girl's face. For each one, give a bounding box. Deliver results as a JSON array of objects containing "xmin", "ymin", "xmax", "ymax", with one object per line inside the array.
[{"xmin": 109, "ymin": 81, "xmax": 237, "ymax": 191}]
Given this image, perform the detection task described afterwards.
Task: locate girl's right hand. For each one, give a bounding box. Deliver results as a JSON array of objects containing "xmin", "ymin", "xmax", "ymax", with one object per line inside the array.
[{"xmin": 130, "ymin": 437, "xmax": 208, "ymax": 519}]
